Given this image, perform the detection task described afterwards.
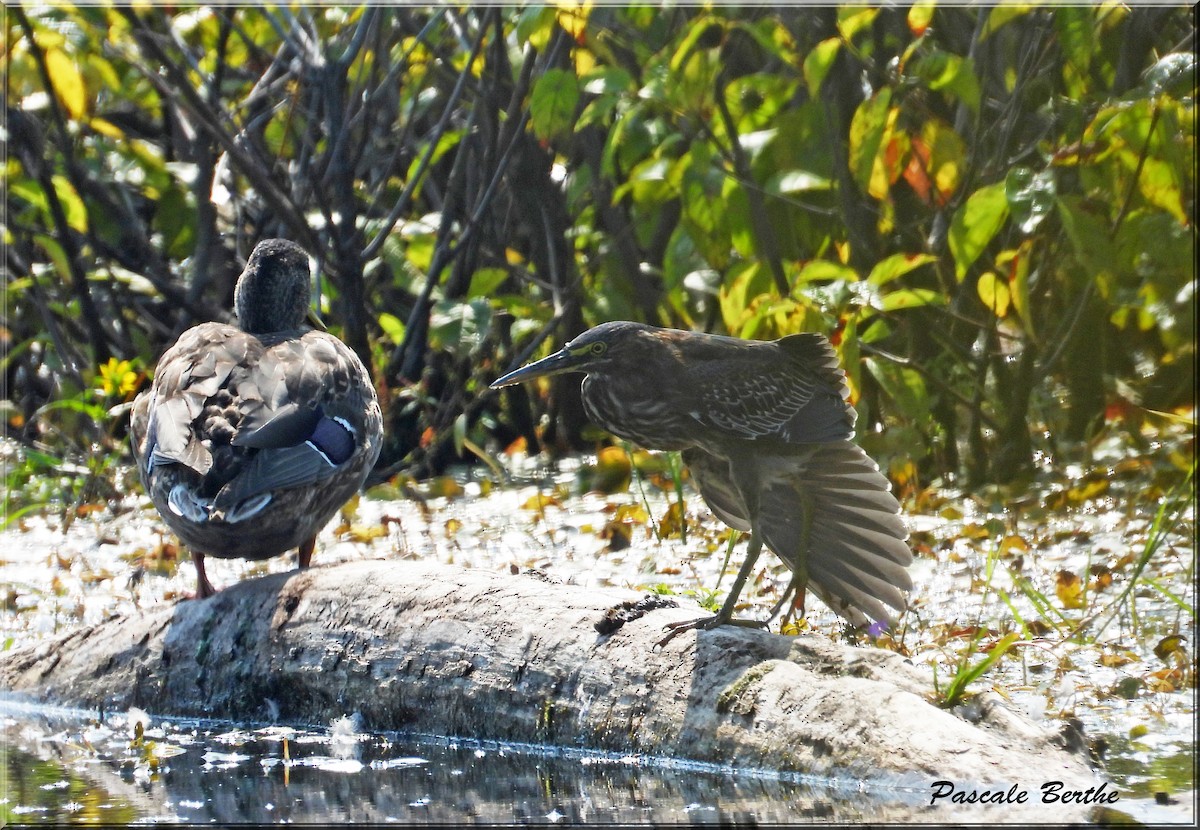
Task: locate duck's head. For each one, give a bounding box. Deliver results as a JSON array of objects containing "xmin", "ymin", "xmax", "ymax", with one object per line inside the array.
[{"xmin": 234, "ymin": 239, "xmax": 313, "ymax": 334}]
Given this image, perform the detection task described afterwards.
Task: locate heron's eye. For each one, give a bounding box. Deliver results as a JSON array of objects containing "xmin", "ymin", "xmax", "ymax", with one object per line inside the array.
[{"xmin": 589, "ymin": 341, "xmax": 607, "ymax": 356}]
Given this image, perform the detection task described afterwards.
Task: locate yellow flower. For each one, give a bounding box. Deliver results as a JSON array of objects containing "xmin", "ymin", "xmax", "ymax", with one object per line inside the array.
[{"xmin": 97, "ymin": 357, "xmax": 140, "ymax": 398}]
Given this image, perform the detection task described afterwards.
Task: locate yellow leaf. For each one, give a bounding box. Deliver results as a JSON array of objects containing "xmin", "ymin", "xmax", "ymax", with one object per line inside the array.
[
  {"xmin": 573, "ymin": 47, "xmax": 595, "ymax": 77},
  {"xmin": 998, "ymin": 534, "xmax": 1029, "ymax": 556},
  {"xmin": 554, "ymin": 1, "xmax": 590, "ymax": 40},
  {"xmin": 1055, "ymin": 570, "xmax": 1085, "ymax": 609},
  {"xmin": 522, "ymin": 493, "xmax": 561, "ymax": 511},
  {"xmin": 339, "ymin": 524, "xmax": 388, "ymax": 543},
  {"xmin": 45, "ymin": 47, "xmax": 87, "ymax": 120},
  {"xmin": 907, "ymin": 1, "xmax": 936, "ymax": 35},
  {"xmin": 1153, "ymin": 634, "xmax": 1187, "ymax": 663},
  {"xmin": 89, "ymin": 117, "xmax": 124, "ymax": 138},
  {"xmin": 976, "ymin": 271, "xmax": 1011, "ymax": 317}
]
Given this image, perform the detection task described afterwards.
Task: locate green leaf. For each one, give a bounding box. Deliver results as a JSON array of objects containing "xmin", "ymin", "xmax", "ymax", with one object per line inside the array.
[
  {"xmin": 867, "ymin": 253, "xmax": 937, "ymax": 286},
  {"xmin": 429, "ymin": 298, "xmax": 492, "ymax": 360},
  {"xmin": 767, "ymin": 169, "xmax": 832, "ymax": 195},
  {"xmin": 866, "ymin": 357, "xmax": 929, "ymax": 420},
  {"xmin": 913, "ymin": 51, "xmax": 980, "ymax": 113},
  {"xmin": 517, "ymin": 6, "xmax": 557, "ymax": 51},
  {"xmin": 50, "ymin": 175, "xmax": 88, "ymax": 232},
  {"xmin": 794, "ymin": 259, "xmax": 858, "ymax": 286},
  {"xmin": 848, "ymin": 89, "xmax": 892, "ymax": 195},
  {"xmin": 941, "ymin": 633, "xmax": 1020, "ymax": 708},
  {"xmin": 802, "ymin": 37, "xmax": 841, "ymax": 98},
  {"xmin": 837, "ymin": 7, "xmax": 879, "ymax": 42},
  {"xmin": 981, "ymin": 5, "xmax": 1034, "ymax": 40},
  {"xmin": 581, "ymin": 66, "xmax": 633, "ymax": 96},
  {"xmin": 877, "ymin": 287, "xmax": 945, "ymax": 313},
  {"xmin": 467, "ymin": 267, "xmax": 508, "ymax": 299},
  {"xmin": 1144, "ymin": 52, "xmax": 1196, "ymax": 98},
  {"xmin": 948, "ymin": 181, "xmax": 1009, "ymax": 280},
  {"xmin": 907, "ymin": 1, "xmax": 935, "ymax": 35},
  {"xmin": 530, "ymin": 68, "xmax": 579, "ymax": 143},
  {"xmin": 1005, "ymin": 167, "xmax": 1056, "ymax": 233},
  {"xmin": 1056, "ymin": 195, "xmax": 1115, "ymax": 276},
  {"xmin": 669, "ymin": 16, "xmax": 724, "ymax": 73}
]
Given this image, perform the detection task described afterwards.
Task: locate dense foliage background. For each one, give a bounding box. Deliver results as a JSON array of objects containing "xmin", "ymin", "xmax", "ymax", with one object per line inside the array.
[{"xmin": 3, "ymin": 3, "xmax": 1195, "ymax": 506}]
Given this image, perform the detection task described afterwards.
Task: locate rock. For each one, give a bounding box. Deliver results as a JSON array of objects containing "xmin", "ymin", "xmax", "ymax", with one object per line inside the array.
[{"xmin": 0, "ymin": 558, "xmax": 1106, "ymax": 819}]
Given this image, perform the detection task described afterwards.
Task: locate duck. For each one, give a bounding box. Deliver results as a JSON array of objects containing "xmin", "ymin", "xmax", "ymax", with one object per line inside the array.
[{"xmin": 130, "ymin": 239, "xmax": 383, "ymax": 598}]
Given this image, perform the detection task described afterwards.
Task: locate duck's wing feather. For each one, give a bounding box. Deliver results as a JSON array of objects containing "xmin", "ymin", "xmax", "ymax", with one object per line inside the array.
[{"xmin": 134, "ymin": 326, "xmax": 380, "ymax": 519}]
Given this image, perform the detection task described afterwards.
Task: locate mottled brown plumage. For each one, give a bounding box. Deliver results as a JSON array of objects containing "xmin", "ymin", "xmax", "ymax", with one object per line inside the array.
[
  {"xmin": 130, "ymin": 239, "xmax": 383, "ymax": 598},
  {"xmin": 491, "ymin": 321, "xmax": 911, "ymax": 641}
]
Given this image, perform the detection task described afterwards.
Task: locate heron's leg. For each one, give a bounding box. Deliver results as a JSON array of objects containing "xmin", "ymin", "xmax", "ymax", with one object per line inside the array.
[
  {"xmin": 657, "ymin": 529, "xmax": 767, "ymax": 647},
  {"xmin": 193, "ymin": 550, "xmax": 217, "ymax": 599},
  {"xmin": 776, "ymin": 489, "xmax": 814, "ymax": 628},
  {"xmin": 298, "ymin": 536, "xmax": 316, "ymax": 569}
]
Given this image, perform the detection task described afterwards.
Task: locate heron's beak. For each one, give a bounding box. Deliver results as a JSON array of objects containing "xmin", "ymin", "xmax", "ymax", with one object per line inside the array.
[{"xmin": 490, "ymin": 347, "xmax": 581, "ymax": 388}]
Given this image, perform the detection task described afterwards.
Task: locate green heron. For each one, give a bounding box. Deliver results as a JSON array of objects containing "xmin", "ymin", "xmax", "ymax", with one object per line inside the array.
[
  {"xmin": 491, "ymin": 321, "xmax": 911, "ymax": 642},
  {"xmin": 130, "ymin": 239, "xmax": 383, "ymax": 598}
]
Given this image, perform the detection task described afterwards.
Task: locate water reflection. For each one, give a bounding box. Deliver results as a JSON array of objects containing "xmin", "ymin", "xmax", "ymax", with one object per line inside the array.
[{"xmin": 3, "ymin": 704, "xmax": 930, "ymax": 824}]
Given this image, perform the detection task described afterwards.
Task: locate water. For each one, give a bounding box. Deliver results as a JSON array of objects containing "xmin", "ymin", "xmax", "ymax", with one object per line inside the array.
[{"xmin": 2, "ymin": 703, "xmax": 932, "ymax": 824}]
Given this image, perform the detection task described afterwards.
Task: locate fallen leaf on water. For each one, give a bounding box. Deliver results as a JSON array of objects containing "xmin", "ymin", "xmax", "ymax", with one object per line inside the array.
[
  {"xmin": 336, "ymin": 524, "xmax": 388, "ymax": 542},
  {"xmin": 1055, "ymin": 569, "xmax": 1085, "ymax": 609},
  {"xmin": 521, "ymin": 493, "xmax": 561, "ymax": 511},
  {"xmin": 1153, "ymin": 634, "xmax": 1187, "ymax": 663}
]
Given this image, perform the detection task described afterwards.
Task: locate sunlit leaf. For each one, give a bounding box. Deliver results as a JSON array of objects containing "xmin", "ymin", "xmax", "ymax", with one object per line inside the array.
[
  {"xmin": 45, "ymin": 47, "xmax": 88, "ymax": 119},
  {"xmin": 976, "ymin": 271, "xmax": 1011, "ymax": 317},
  {"xmin": 913, "ymin": 50, "xmax": 980, "ymax": 112},
  {"xmin": 1006, "ymin": 167, "xmax": 1056, "ymax": 233},
  {"xmin": 867, "ymin": 252, "xmax": 936, "ymax": 286},
  {"xmin": 848, "ymin": 90, "xmax": 893, "ymax": 197},
  {"xmin": 907, "ymin": 1, "xmax": 935, "ymax": 36},
  {"xmin": 1153, "ymin": 634, "xmax": 1187, "ymax": 663},
  {"xmin": 467, "ymin": 267, "xmax": 508, "ymax": 299},
  {"xmin": 51, "ymin": 175, "xmax": 88, "ymax": 232},
  {"xmin": 377, "ymin": 312, "xmax": 406, "ymax": 346},
  {"xmin": 948, "ymin": 181, "xmax": 1009, "ymax": 280},
  {"xmin": 669, "ymin": 16, "xmax": 724, "ymax": 73},
  {"xmin": 1055, "ymin": 569, "xmax": 1085, "ymax": 609},
  {"xmin": 981, "ymin": 4, "xmax": 1034, "ymax": 40},
  {"xmin": 877, "ymin": 288, "xmax": 944, "ymax": 312},
  {"xmin": 554, "ymin": 0, "xmax": 590, "ymax": 41},
  {"xmin": 522, "ymin": 493, "xmax": 561, "ymax": 511},
  {"xmin": 802, "ymin": 37, "xmax": 840, "ymax": 97},
  {"xmin": 517, "ymin": 5, "xmax": 557, "ymax": 51},
  {"xmin": 837, "ymin": 7, "xmax": 879, "ymax": 42},
  {"xmin": 530, "ymin": 68, "xmax": 580, "ymax": 143},
  {"xmin": 1144, "ymin": 52, "xmax": 1196, "ymax": 97},
  {"xmin": 1135, "ymin": 156, "xmax": 1187, "ymax": 225}
]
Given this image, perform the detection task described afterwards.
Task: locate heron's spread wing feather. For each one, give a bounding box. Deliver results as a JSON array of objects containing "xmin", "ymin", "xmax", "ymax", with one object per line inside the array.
[{"xmin": 682, "ymin": 441, "xmax": 911, "ymax": 629}]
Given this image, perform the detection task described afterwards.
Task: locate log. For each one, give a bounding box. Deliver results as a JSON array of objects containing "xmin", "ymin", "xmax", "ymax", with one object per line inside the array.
[{"xmin": 1, "ymin": 558, "xmax": 1105, "ymax": 815}]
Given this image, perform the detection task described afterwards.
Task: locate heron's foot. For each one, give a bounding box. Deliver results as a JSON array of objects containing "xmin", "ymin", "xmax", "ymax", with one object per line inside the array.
[
  {"xmin": 777, "ymin": 586, "xmax": 808, "ymax": 629},
  {"xmin": 655, "ymin": 613, "xmax": 767, "ymax": 648}
]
